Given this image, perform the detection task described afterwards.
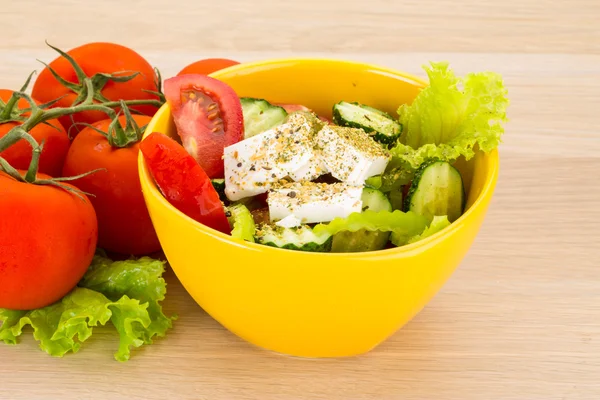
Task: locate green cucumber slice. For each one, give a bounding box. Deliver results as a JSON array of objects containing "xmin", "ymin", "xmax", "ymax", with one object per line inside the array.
[
  {"xmin": 404, "ymin": 160, "xmax": 465, "ymax": 223},
  {"xmin": 240, "ymin": 97, "xmax": 288, "ymax": 138},
  {"xmin": 331, "ymin": 188, "xmax": 393, "ymax": 253},
  {"xmin": 332, "ymin": 101, "xmax": 402, "ymax": 145},
  {"xmin": 211, "ymin": 178, "xmax": 226, "ymax": 202},
  {"xmin": 255, "ymin": 225, "xmax": 332, "ymax": 252}
]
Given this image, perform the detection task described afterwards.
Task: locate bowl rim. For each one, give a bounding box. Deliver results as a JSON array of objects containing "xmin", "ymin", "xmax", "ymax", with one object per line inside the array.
[{"xmin": 138, "ymin": 57, "xmax": 499, "ymax": 257}]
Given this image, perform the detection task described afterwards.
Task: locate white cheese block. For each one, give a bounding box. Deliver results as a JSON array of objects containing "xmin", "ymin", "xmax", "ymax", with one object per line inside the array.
[
  {"xmin": 223, "ymin": 113, "xmax": 323, "ymax": 201},
  {"xmin": 274, "ymin": 214, "xmax": 303, "ymax": 228},
  {"xmin": 316, "ymin": 125, "xmax": 391, "ymax": 186},
  {"xmin": 268, "ymin": 181, "xmax": 363, "ymax": 225}
]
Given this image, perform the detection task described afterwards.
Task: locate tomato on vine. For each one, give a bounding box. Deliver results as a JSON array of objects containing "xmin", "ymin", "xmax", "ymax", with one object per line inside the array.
[
  {"xmin": 177, "ymin": 58, "xmax": 240, "ymax": 76},
  {"xmin": 62, "ymin": 106, "xmax": 161, "ymax": 256},
  {"xmin": 32, "ymin": 42, "xmax": 163, "ymax": 137},
  {"xmin": 0, "ymin": 122, "xmax": 98, "ymax": 310},
  {"xmin": 0, "ymin": 87, "xmax": 70, "ymax": 177}
]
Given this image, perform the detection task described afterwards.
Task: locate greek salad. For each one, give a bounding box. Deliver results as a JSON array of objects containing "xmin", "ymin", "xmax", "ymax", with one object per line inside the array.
[{"xmin": 141, "ymin": 62, "xmax": 508, "ymax": 253}]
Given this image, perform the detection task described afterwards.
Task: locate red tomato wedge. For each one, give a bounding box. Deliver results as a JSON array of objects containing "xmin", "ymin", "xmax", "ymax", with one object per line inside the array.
[
  {"xmin": 177, "ymin": 58, "xmax": 240, "ymax": 76},
  {"xmin": 274, "ymin": 103, "xmax": 311, "ymax": 113},
  {"xmin": 164, "ymin": 74, "xmax": 244, "ymax": 179},
  {"xmin": 140, "ymin": 132, "xmax": 231, "ymax": 234},
  {"xmin": 274, "ymin": 103, "xmax": 331, "ymax": 123}
]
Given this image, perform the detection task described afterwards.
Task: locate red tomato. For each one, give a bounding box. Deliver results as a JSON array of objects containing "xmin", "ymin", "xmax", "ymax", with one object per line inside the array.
[
  {"xmin": 274, "ymin": 103, "xmax": 331, "ymax": 123},
  {"xmin": 0, "ymin": 171, "xmax": 98, "ymax": 310},
  {"xmin": 32, "ymin": 42, "xmax": 159, "ymax": 137},
  {"xmin": 0, "ymin": 89, "xmax": 70, "ymax": 177},
  {"xmin": 177, "ymin": 58, "xmax": 240, "ymax": 76},
  {"xmin": 164, "ymin": 74, "xmax": 243, "ymax": 178},
  {"xmin": 140, "ymin": 132, "xmax": 231, "ymax": 234},
  {"xmin": 62, "ymin": 115, "xmax": 161, "ymax": 256}
]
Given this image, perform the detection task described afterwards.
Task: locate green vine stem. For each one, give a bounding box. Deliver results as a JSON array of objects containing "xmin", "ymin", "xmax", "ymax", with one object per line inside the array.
[
  {"xmin": 0, "ymin": 41, "xmax": 167, "ymax": 197},
  {"xmin": 76, "ymin": 101, "xmax": 146, "ymax": 148},
  {"xmin": 0, "ymin": 126, "xmax": 103, "ymax": 200},
  {"xmin": 0, "ymin": 71, "xmax": 37, "ymax": 122},
  {"xmin": 39, "ymin": 41, "xmax": 165, "ymax": 112}
]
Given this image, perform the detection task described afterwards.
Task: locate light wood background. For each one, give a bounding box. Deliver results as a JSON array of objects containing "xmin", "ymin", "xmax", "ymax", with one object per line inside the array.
[{"xmin": 1, "ymin": 1, "xmax": 599, "ymax": 399}]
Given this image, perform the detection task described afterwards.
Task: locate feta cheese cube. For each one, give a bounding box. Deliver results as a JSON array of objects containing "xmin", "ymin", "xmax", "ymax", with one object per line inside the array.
[
  {"xmin": 224, "ymin": 113, "xmax": 323, "ymax": 201},
  {"xmin": 316, "ymin": 126, "xmax": 391, "ymax": 185},
  {"xmin": 275, "ymin": 214, "xmax": 303, "ymax": 228},
  {"xmin": 268, "ymin": 181, "xmax": 363, "ymax": 224}
]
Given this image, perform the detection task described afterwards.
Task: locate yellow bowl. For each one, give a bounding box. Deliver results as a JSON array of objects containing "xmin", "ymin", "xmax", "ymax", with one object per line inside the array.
[{"xmin": 138, "ymin": 59, "xmax": 499, "ymax": 358}]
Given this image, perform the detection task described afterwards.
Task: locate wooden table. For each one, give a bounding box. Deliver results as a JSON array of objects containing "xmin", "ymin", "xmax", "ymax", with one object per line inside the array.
[{"xmin": 1, "ymin": 1, "xmax": 599, "ymax": 399}]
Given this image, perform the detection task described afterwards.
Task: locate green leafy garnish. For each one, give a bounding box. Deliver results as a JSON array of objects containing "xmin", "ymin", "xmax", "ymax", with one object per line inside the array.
[
  {"xmin": 227, "ymin": 204, "xmax": 256, "ymax": 242},
  {"xmin": 313, "ymin": 210, "xmax": 428, "ymax": 241},
  {"xmin": 393, "ymin": 215, "xmax": 452, "ymax": 246},
  {"xmin": 0, "ymin": 255, "xmax": 175, "ymax": 362},
  {"xmin": 391, "ymin": 61, "xmax": 509, "ymax": 170}
]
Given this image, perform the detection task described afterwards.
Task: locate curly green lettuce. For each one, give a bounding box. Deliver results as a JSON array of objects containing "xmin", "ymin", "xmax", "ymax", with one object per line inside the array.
[
  {"xmin": 313, "ymin": 210, "xmax": 428, "ymax": 241},
  {"xmin": 392, "ymin": 215, "xmax": 452, "ymax": 246},
  {"xmin": 227, "ymin": 204, "xmax": 256, "ymax": 243},
  {"xmin": 0, "ymin": 255, "xmax": 176, "ymax": 362},
  {"xmin": 391, "ymin": 61, "xmax": 509, "ymax": 170}
]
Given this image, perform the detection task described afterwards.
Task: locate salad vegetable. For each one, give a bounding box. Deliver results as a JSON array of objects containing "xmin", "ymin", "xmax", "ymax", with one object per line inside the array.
[
  {"xmin": 177, "ymin": 58, "xmax": 240, "ymax": 76},
  {"xmin": 390, "ymin": 61, "xmax": 509, "ymax": 170},
  {"xmin": 0, "ymin": 87, "xmax": 70, "ymax": 177},
  {"xmin": 332, "ymin": 101, "xmax": 402, "ymax": 145},
  {"xmin": 62, "ymin": 109, "xmax": 162, "ymax": 256},
  {"xmin": 0, "ymin": 168, "xmax": 98, "ymax": 310},
  {"xmin": 0, "ymin": 41, "xmax": 182, "ymax": 361},
  {"xmin": 140, "ymin": 132, "xmax": 231, "ymax": 234},
  {"xmin": 0, "ymin": 253, "xmax": 175, "ymax": 362},
  {"xmin": 240, "ymin": 97, "xmax": 288, "ymax": 139},
  {"xmin": 141, "ymin": 61, "xmax": 508, "ymax": 253},
  {"xmin": 405, "ymin": 160, "xmax": 465, "ymax": 223},
  {"xmin": 164, "ymin": 74, "xmax": 244, "ymax": 179},
  {"xmin": 31, "ymin": 42, "xmax": 162, "ymax": 137}
]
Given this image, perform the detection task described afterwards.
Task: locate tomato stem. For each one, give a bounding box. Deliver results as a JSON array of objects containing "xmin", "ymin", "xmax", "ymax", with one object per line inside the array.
[
  {"xmin": 0, "ymin": 94, "xmax": 20, "ymax": 121},
  {"xmin": 0, "ymin": 71, "xmax": 36, "ymax": 122},
  {"xmin": 0, "ymin": 125, "xmax": 104, "ymax": 200},
  {"xmin": 37, "ymin": 42, "xmax": 165, "ymax": 118},
  {"xmin": 25, "ymin": 138, "xmax": 43, "ymax": 182},
  {"xmin": 0, "ymin": 125, "xmax": 41, "ymax": 155}
]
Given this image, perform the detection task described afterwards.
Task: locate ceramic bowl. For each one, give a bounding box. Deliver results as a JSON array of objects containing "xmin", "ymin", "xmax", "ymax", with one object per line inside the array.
[{"xmin": 138, "ymin": 59, "xmax": 499, "ymax": 357}]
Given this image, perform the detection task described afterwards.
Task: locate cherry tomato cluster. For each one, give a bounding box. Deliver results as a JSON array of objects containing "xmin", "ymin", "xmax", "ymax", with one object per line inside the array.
[{"xmin": 0, "ymin": 41, "xmax": 239, "ymax": 310}]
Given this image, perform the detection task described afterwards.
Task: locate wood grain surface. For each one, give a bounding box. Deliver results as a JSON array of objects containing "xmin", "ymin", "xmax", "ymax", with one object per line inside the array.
[{"xmin": 1, "ymin": 1, "xmax": 599, "ymax": 399}]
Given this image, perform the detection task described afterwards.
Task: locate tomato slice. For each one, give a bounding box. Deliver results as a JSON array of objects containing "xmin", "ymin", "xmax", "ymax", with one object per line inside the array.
[
  {"xmin": 274, "ymin": 103, "xmax": 331, "ymax": 123},
  {"xmin": 274, "ymin": 103, "xmax": 311, "ymax": 113},
  {"xmin": 177, "ymin": 58, "xmax": 240, "ymax": 76},
  {"xmin": 140, "ymin": 132, "xmax": 231, "ymax": 234},
  {"xmin": 164, "ymin": 74, "xmax": 244, "ymax": 179}
]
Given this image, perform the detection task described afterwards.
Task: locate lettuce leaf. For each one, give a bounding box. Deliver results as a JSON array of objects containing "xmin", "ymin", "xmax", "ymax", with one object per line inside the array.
[
  {"xmin": 78, "ymin": 255, "xmax": 175, "ymax": 347},
  {"xmin": 0, "ymin": 309, "xmax": 27, "ymax": 344},
  {"xmin": 227, "ymin": 204, "xmax": 256, "ymax": 243},
  {"xmin": 0, "ymin": 254, "xmax": 175, "ymax": 362},
  {"xmin": 313, "ymin": 210, "xmax": 428, "ymax": 240},
  {"xmin": 391, "ymin": 61, "xmax": 509, "ymax": 170},
  {"xmin": 393, "ymin": 215, "xmax": 452, "ymax": 246}
]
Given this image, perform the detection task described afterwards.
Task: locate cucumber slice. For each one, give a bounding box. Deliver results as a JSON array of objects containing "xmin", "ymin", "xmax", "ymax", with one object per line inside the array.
[
  {"xmin": 361, "ymin": 187, "xmax": 392, "ymax": 213},
  {"xmin": 331, "ymin": 188, "xmax": 392, "ymax": 253},
  {"xmin": 389, "ymin": 188, "xmax": 403, "ymax": 211},
  {"xmin": 364, "ymin": 175, "xmax": 382, "ymax": 190},
  {"xmin": 255, "ymin": 225, "xmax": 332, "ymax": 252},
  {"xmin": 211, "ymin": 178, "xmax": 226, "ymax": 202},
  {"xmin": 240, "ymin": 97, "xmax": 288, "ymax": 138},
  {"xmin": 404, "ymin": 160, "xmax": 465, "ymax": 223},
  {"xmin": 332, "ymin": 101, "xmax": 402, "ymax": 145},
  {"xmin": 227, "ymin": 204, "xmax": 256, "ymax": 242}
]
